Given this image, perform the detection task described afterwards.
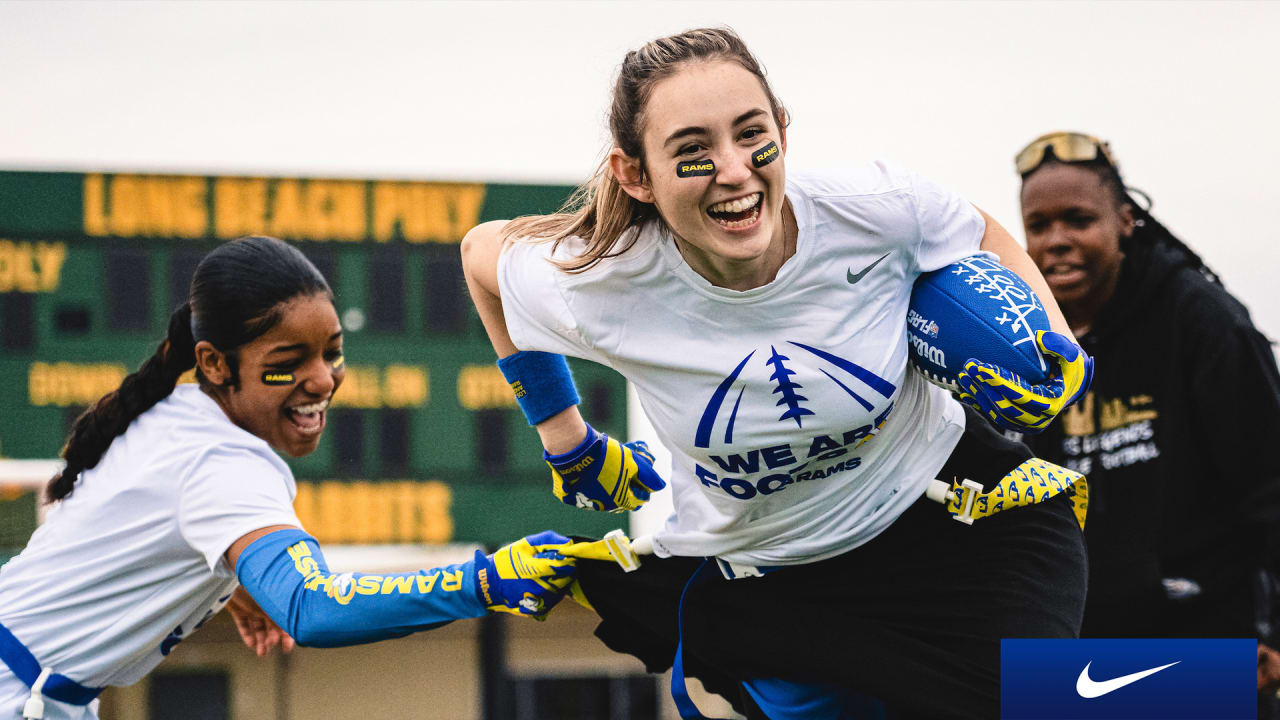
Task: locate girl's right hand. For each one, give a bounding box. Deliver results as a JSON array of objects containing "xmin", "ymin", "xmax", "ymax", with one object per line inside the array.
[{"xmin": 226, "ymin": 586, "xmax": 295, "ymax": 657}]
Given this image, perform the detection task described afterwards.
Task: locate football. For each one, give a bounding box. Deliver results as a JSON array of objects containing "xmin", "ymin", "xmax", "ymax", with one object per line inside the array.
[{"xmin": 907, "ymin": 254, "xmax": 1051, "ymax": 391}]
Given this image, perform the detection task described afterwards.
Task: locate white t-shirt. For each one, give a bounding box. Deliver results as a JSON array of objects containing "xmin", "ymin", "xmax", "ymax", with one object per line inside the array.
[
  {"xmin": 0, "ymin": 384, "xmax": 301, "ymax": 688},
  {"xmin": 499, "ymin": 163, "xmax": 985, "ymax": 565}
]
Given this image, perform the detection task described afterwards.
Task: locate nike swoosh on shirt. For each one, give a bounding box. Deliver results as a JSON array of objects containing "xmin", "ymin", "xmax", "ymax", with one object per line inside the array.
[
  {"xmin": 1075, "ymin": 660, "xmax": 1180, "ymax": 698},
  {"xmin": 847, "ymin": 252, "xmax": 891, "ymax": 285}
]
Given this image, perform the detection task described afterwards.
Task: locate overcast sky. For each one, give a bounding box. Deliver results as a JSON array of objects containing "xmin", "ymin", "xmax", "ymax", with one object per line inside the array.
[{"xmin": 2, "ymin": 0, "xmax": 1277, "ymax": 340}]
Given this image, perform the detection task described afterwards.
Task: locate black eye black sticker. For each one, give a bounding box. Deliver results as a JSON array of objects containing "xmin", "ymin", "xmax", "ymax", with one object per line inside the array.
[
  {"xmin": 752, "ymin": 141, "xmax": 779, "ymax": 168},
  {"xmin": 677, "ymin": 160, "xmax": 715, "ymax": 178},
  {"xmin": 331, "ymin": 355, "xmax": 345, "ymax": 371},
  {"xmin": 262, "ymin": 372, "xmax": 296, "ymax": 386}
]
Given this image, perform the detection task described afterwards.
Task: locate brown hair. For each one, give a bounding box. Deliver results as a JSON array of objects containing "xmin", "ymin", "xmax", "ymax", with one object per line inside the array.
[{"xmin": 502, "ymin": 27, "xmax": 788, "ymax": 272}]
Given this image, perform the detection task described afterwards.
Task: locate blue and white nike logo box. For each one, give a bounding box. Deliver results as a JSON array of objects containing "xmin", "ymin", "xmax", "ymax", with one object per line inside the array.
[{"xmin": 1001, "ymin": 639, "xmax": 1256, "ymax": 719}]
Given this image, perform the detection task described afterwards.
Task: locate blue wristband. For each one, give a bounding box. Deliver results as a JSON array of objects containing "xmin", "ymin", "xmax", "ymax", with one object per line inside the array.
[{"xmin": 496, "ymin": 351, "xmax": 581, "ymax": 425}]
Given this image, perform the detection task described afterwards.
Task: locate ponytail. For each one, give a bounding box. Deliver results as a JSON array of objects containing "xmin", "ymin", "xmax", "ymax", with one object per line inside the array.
[
  {"xmin": 501, "ymin": 157, "xmax": 655, "ymax": 273},
  {"xmin": 47, "ymin": 303, "xmax": 197, "ymax": 502}
]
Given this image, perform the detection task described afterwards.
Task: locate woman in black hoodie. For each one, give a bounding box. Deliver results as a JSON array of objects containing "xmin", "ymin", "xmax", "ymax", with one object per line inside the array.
[{"xmin": 1014, "ymin": 131, "xmax": 1280, "ymax": 702}]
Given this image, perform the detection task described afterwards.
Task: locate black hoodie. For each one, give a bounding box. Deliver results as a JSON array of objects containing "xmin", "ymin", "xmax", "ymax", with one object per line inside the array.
[{"xmin": 1023, "ymin": 231, "xmax": 1280, "ymax": 638}]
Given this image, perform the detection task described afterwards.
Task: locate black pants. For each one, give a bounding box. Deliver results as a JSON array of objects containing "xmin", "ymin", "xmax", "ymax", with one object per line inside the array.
[{"xmin": 576, "ymin": 409, "xmax": 1088, "ymax": 719}]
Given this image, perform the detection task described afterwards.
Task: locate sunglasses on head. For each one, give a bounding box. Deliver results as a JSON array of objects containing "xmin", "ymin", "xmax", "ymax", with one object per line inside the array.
[{"xmin": 1015, "ymin": 131, "xmax": 1117, "ymax": 175}]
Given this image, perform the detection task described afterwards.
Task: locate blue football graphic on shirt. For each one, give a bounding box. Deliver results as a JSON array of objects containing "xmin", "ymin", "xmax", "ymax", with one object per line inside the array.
[{"xmin": 907, "ymin": 254, "xmax": 1051, "ymax": 391}]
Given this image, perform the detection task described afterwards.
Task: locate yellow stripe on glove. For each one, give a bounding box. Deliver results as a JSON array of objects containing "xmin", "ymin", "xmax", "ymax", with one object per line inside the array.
[
  {"xmin": 474, "ymin": 531, "xmax": 577, "ymax": 620},
  {"xmin": 546, "ymin": 424, "xmax": 667, "ymax": 513},
  {"xmin": 956, "ymin": 330, "xmax": 1094, "ymax": 434}
]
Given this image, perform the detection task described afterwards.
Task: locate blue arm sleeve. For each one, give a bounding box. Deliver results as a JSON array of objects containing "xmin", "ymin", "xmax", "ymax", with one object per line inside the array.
[{"xmin": 235, "ymin": 529, "xmax": 487, "ymax": 648}]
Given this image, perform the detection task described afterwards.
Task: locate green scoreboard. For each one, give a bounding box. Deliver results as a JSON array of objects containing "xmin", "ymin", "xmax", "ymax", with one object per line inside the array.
[{"xmin": 0, "ymin": 171, "xmax": 629, "ymax": 550}]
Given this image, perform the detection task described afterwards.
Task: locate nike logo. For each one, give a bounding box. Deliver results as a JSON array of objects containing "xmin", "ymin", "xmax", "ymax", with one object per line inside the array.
[
  {"xmin": 1075, "ymin": 660, "xmax": 1180, "ymax": 698},
  {"xmin": 847, "ymin": 252, "xmax": 891, "ymax": 285}
]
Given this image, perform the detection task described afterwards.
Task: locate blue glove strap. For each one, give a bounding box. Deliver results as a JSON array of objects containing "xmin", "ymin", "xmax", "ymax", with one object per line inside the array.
[
  {"xmin": 236, "ymin": 529, "xmax": 487, "ymax": 648},
  {"xmin": 542, "ymin": 424, "xmax": 599, "ymax": 465},
  {"xmin": 497, "ymin": 351, "xmax": 581, "ymax": 426}
]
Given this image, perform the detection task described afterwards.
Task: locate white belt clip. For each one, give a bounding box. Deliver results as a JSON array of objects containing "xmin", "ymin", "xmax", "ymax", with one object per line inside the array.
[
  {"xmin": 23, "ymin": 667, "xmax": 52, "ymax": 720},
  {"xmin": 716, "ymin": 558, "xmax": 766, "ymax": 580},
  {"xmin": 926, "ymin": 477, "xmax": 983, "ymax": 525}
]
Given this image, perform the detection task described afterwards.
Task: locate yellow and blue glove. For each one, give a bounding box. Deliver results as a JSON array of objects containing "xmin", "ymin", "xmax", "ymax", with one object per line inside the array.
[
  {"xmin": 545, "ymin": 424, "xmax": 667, "ymax": 512},
  {"xmin": 955, "ymin": 330, "xmax": 1093, "ymax": 434},
  {"xmin": 473, "ymin": 531, "xmax": 576, "ymax": 620}
]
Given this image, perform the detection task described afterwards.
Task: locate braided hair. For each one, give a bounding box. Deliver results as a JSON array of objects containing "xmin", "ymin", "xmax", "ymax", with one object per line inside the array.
[{"xmin": 47, "ymin": 236, "xmax": 331, "ymax": 502}]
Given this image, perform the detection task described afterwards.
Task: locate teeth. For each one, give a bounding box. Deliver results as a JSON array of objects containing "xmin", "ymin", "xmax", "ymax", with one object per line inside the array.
[
  {"xmin": 708, "ymin": 193, "xmax": 762, "ymax": 214},
  {"xmin": 712, "ymin": 205, "xmax": 760, "ymax": 229},
  {"xmin": 289, "ymin": 399, "xmax": 329, "ymax": 415}
]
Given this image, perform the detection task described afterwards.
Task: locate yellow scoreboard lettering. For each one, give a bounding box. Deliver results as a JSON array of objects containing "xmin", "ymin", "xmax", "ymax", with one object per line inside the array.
[
  {"xmin": 294, "ymin": 480, "xmax": 453, "ymax": 544},
  {"xmin": 265, "ymin": 179, "xmax": 367, "ymax": 242},
  {"xmin": 348, "ymin": 481, "xmax": 377, "ymax": 544},
  {"xmin": 391, "ymin": 481, "xmax": 420, "ymax": 542},
  {"xmin": 416, "ymin": 481, "xmax": 453, "ymax": 543},
  {"xmin": 0, "ymin": 241, "xmax": 66, "ymax": 293},
  {"xmin": 304, "ymin": 180, "xmax": 366, "ymax": 242},
  {"xmin": 371, "ymin": 183, "xmax": 413, "ymax": 241},
  {"xmin": 371, "ymin": 182, "xmax": 486, "ymax": 243},
  {"xmin": 330, "ymin": 365, "xmax": 382, "ymax": 408},
  {"xmin": 29, "ymin": 362, "xmax": 128, "ymax": 407},
  {"xmin": 83, "ymin": 174, "xmax": 207, "ymax": 238},
  {"xmin": 267, "ymin": 180, "xmax": 305, "ymax": 239},
  {"xmin": 215, "ymin": 178, "xmax": 367, "ymax": 242},
  {"xmin": 383, "ymin": 365, "xmax": 429, "ymax": 407},
  {"xmin": 330, "ymin": 365, "xmax": 429, "ymax": 408},
  {"xmin": 457, "ymin": 365, "xmax": 518, "ymax": 410},
  {"xmin": 213, "ymin": 177, "xmax": 269, "ymax": 239},
  {"xmin": 82, "ymin": 174, "xmax": 491, "ymax": 244}
]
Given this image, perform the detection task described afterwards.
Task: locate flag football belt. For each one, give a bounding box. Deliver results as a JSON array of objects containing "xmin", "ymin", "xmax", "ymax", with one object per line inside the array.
[
  {"xmin": 562, "ymin": 533, "xmax": 786, "ymax": 583},
  {"xmin": 720, "ymin": 458, "xmax": 1087, "ymax": 581},
  {"xmin": 925, "ymin": 457, "xmax": 1088, "ymax": 531},
  {"xmin": 564, "ymin": 459, "xmax": 1088, "ymax": 583},
  {"xmin": 0, "ymin": 620, "xmax": 104, "ymax": 707}
]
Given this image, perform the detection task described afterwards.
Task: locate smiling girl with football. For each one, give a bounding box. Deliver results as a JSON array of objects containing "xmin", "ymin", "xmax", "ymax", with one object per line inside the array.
[
  {"xmin": 0, "ymin": 236, "xmax": 576, "ymax": 720},
  {"xmin": 462, "ymin": 27, "xmax": 1092, "ymax": 719}
]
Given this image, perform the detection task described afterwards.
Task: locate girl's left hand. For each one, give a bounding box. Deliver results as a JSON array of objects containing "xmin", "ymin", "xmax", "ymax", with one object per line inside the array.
[
  {"xmin": 545, "ymin": 424, "xmax": 667, "ymax": 512},
  {"xmin": 226, "ymin": 586, "xmax": 296, "ymax": 657}
]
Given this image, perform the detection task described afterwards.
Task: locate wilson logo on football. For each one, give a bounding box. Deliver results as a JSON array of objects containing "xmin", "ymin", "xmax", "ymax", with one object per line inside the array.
[{"xmin": 908, "ymin": 334, "xmax": 946, "ymax": 370}]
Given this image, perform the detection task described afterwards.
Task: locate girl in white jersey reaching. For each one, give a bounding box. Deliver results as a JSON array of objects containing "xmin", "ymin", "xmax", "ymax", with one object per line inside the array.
[
  {"xmin": 0, "ymin": 236, "xmax": 577, "ymax": 720},
  {"xmin": 461, "ymin": 27, "xmax": 1093, "ymax": 719}
]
